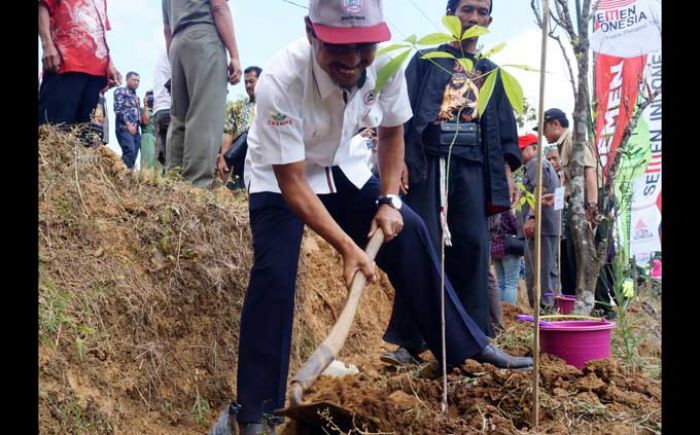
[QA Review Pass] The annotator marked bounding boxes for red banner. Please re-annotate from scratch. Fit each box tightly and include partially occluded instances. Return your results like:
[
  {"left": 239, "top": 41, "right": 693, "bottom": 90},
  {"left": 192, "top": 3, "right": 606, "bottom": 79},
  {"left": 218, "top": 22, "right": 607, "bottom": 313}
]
[{"left": 594, "top": 53, "right": 647, "bottom": 179}]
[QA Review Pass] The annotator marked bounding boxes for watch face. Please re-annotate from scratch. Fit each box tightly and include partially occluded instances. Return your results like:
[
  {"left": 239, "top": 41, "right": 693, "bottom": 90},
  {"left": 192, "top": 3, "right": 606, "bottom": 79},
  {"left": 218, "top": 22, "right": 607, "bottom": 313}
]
[{"left": 390, "top": 196, "right": 402, "bottom": 210}]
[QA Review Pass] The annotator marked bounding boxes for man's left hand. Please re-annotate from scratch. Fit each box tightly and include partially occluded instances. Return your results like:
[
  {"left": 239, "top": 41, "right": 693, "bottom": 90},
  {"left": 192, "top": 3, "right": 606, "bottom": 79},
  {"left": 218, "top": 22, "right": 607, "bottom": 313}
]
[
  {"left": 399, "top": 162, "right": 409, "bottom": 195},
  {"left": 369, "top": 205, "right": 403, "bottom": 243},
  {"left": 108, "top": 61, "right": 122, "bottom": 88},
  {"left": 216, "top": 154, "right": 230, "bottom": 180}
]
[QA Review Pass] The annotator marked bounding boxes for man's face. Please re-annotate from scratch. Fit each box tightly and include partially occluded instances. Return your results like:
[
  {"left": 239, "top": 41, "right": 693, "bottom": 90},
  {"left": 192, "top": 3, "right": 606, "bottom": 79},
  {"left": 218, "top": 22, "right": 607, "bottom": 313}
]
[
  {"left": 521, "top": 144, "right": 536, "bottom": 164},
  {"left": 244, "top": 72, "right": 259, "bottom": 100},
  {"left": 452, "top": 0, "right": 492, "bottom": 35},
  {"left": 542, "top": 120, "right": 562, "bottom": 144},
  {"left": 547, "top": 150, "right": 561, "bottom": 171},
  {"left": 306, "top": 18, "right": 377, "bottom": 89},
  {"left": 127, "top": 74, "right": 140, "bottom": 91}
]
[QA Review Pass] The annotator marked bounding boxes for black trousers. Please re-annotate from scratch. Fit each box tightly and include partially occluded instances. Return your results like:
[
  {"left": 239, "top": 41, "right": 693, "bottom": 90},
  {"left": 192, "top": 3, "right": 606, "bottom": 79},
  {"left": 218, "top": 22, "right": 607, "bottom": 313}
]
[
  {"left": 236, "top": 168, "right": 489, "bottom": 423},
  {"left": 154, "top": 109, "right": 171, "bottom": 166},
  {"left": 384, "top": 157, "right": 492, "bottom": 354},
  {"left": 38, "top": 72, "right": 105, "bottom": 126},
  {"left": 525, "top": 235, "right": 558, "bottom": 307},
  {"left": 560, "top": 207, "right": 577, "bottom": 296}
]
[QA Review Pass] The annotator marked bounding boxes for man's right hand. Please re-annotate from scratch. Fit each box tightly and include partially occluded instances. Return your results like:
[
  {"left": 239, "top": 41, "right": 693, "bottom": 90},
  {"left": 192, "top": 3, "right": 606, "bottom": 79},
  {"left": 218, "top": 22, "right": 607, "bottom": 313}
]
[
  {"left": 228, "top": 57, "right": 242, "bottom": 85},
  {"left": 42, "top": 42, "right": 61, "bottom": 73},
  {"left": 341, "top": 242, "right": 377, "bottom": 288},
  {"left": 524, "top": 218, "right": 535, "bottom": 238},
  {"left": 541, "top": 193, "right": 555, "bottom": 207}
]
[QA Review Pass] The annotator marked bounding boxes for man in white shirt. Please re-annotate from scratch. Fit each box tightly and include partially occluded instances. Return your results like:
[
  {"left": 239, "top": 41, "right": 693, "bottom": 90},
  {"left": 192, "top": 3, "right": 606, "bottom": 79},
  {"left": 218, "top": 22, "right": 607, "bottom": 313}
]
[
  {"left": 216, "top": 2, "right": 532, "bottom": 434},
  {"left": 152, "top": 47, "right": 171, "bottom": 166}
]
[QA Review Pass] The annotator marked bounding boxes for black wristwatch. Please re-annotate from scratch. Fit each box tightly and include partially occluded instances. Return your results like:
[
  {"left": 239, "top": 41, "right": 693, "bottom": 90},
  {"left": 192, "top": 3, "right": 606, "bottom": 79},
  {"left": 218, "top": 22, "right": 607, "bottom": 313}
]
[{"left": 376, "top": 194, "right": 403, "bottom": 210}]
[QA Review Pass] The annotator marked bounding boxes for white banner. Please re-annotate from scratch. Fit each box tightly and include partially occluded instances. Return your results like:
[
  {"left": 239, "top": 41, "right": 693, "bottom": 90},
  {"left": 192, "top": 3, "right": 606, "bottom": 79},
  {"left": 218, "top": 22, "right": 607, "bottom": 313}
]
[
  {"left": 630, "top": 51, "right": 661, "bottom": 258},
  {"left": 590, "top": 0, "right": 661, "bottom": 58}
]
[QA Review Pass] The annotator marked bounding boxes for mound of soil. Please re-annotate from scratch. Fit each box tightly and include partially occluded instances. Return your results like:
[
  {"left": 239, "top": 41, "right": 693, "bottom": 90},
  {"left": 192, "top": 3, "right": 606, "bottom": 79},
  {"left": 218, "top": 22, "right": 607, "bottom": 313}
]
[{"left": 38, "top": 127, "right": 394, "bottom": 433}]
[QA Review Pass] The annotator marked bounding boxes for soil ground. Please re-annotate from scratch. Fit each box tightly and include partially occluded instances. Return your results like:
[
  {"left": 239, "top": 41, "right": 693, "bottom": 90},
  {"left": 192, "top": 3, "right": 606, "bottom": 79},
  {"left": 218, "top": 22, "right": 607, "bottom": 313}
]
[{"left": 39, "top": 128, "right": 661, "bottom": 434}]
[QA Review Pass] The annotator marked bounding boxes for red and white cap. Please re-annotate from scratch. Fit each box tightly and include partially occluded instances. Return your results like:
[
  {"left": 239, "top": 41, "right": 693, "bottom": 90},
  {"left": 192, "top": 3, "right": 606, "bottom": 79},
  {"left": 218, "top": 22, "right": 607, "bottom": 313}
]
[{"left": 309, "top": 0, "right": 391, "bottom": 44}]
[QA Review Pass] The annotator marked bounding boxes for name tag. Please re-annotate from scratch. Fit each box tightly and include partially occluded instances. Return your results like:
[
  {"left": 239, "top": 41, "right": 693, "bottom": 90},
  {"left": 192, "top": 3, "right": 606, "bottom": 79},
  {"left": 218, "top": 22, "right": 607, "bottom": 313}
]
[{"left": 554, "top": 187, "right": 565, "bottom": 211}]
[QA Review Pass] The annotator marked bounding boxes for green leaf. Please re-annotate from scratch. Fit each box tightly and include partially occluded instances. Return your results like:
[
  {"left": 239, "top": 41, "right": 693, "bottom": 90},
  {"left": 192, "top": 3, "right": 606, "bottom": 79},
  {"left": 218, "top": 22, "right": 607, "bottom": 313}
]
[
  {"left": 420, "top": 51, "right": 457, "bottom": 60},
  {"left": 417, "top": 32, "right": 456, "bottom": 46},
  {"left": 375, "top": 49, "right": 412, "bottom": 93},
  {"left": 404, "top": 34, "right": 418, "bottom": 45},
  {"left": 501, "top": 69, "right": 524, "bottom": 114},
  {"left": 503, "top": 64, "right": 541, "bottom": 73},
  {"left": 461, "top": 25, "right": 489, "bottom": 40},
  {"left": 477, "top": 70, "right": 498, "bottom": 116},
  {"left": 442, "top": 15, "right": 463, "bottom": 39},
  {"left": 458, "top": 58, "right": 474, "bottom": 72},
  {"left": 481, "top": 42, "right": 506, "bottom": 58},
  {"left": 376, "top": 43, "right": 410, "bottom": 58}
]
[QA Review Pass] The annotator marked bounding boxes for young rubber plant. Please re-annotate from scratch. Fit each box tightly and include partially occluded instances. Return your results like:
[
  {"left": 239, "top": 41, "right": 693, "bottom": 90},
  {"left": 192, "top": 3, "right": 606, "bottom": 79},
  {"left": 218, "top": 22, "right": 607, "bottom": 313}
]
[{"left": 374, "top": 15, "right": 539, "bottom": 117}]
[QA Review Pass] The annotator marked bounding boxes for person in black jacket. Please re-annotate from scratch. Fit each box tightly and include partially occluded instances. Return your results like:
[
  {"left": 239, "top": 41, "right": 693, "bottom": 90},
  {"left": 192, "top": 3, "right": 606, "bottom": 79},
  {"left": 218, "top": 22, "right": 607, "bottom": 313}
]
[{"left": 382, "top": 0, "right": 521, "bottom": 365}]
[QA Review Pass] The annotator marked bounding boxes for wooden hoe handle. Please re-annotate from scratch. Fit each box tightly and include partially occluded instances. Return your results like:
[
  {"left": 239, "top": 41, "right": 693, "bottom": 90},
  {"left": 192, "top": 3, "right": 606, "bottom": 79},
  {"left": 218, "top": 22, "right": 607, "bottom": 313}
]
[{"left": 289, "top": 229, "right": 385, "bottom": 406}]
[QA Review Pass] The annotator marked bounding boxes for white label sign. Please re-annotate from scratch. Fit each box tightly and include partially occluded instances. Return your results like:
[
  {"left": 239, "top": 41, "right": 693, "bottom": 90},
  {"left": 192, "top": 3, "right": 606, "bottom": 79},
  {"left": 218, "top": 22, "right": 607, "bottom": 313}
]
[{"left": 553, "top": 187, "right": 565, "bottom": 211}]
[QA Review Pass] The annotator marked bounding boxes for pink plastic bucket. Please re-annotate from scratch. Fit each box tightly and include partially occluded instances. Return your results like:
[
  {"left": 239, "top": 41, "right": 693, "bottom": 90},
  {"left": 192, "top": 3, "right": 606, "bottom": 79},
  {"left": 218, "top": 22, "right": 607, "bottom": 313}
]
[
  {"left": 540, "top": 320, "right": 616, "bottom": 369},
  {"left": 555, "top": 295, "right": 576, "bottom": 314}
]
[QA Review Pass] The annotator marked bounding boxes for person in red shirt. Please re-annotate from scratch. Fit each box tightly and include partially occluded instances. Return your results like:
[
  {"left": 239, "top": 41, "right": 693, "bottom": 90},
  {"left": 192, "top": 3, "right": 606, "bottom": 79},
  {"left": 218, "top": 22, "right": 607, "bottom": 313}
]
[{"left": 38, "top": 0, "right": 121, "bottom": 126}]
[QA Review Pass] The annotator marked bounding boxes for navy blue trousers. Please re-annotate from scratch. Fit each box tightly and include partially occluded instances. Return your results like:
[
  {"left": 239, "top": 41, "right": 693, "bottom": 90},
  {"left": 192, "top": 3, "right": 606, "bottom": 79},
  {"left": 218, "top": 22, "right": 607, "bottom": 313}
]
[
  {"left": 236, "top": 167, "right": 489, "bottom": 423},
  {"left": 116, "top": 126, "right": 141, "bottom": 169},
  {"left": 384, "top": 157, "right": 493, "bottom": 354},
  {"left": 38, "top": 72, "right": 106, "bottom": 126}
]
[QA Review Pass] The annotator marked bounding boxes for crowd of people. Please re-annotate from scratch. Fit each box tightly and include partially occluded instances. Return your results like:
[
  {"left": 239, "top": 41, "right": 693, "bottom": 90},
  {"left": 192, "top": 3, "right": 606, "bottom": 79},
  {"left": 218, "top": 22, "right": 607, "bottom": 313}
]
[{"left": 38, "top": 1, "right": 621, "bottom": 434}]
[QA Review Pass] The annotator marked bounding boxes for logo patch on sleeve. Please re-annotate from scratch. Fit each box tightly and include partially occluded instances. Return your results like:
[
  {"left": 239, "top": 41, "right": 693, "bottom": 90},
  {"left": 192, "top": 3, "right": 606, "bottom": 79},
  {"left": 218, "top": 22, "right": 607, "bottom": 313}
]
[
  {"left": 363, "top": 90, "right": 377, "bottom": 106},
  {"left": 268, "top": 112, "right": 293, "bottom": 127}
]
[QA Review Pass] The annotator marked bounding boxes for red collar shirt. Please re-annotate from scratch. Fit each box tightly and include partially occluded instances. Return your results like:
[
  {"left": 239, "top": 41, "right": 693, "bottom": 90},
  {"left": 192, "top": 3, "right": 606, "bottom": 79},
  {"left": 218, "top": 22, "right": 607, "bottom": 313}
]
[{"left": 42, "top": 0, "right": 112, "bottom": 77}]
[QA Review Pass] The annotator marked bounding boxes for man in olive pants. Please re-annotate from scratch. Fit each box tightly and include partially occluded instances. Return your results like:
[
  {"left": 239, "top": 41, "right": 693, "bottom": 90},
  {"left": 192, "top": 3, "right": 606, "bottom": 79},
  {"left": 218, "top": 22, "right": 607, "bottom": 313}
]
[{"left": 162, "top": 0, "right": 242, "bottom": 188}]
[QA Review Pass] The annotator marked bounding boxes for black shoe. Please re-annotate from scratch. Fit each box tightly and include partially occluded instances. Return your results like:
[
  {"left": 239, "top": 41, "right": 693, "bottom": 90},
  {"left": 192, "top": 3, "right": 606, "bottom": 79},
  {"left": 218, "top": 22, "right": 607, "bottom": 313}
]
[
  {"left": 472, "top": 344, "right": 533, "bottom": 369},
  {"left": 238, "top": 423, "right": 277, "bottom": 435},
  {"left": 209, "top": 404, "right": 240, "bottom": 435},
  {"left": 380, "top": 347, "right": 423, "bottom": 366}
]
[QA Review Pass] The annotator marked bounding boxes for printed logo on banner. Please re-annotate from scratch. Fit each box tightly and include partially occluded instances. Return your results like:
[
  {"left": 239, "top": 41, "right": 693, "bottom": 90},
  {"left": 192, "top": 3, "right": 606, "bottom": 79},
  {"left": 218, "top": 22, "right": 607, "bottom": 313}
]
[
  {"left": 594, "top": 0, "right": 649, "bottom": 33},
  {"left": 633, "top": 218, "right": 653, "bottom": 241}
]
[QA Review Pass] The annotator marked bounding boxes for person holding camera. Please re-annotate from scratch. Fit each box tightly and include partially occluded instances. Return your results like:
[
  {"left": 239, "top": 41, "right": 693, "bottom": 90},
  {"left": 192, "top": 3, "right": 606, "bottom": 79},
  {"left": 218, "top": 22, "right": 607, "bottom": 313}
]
[
  {"left": 217, "top": 66, "right": 262, "bottom": 191},
  {"left": 140, "top": 90, "right": 158, "bottom": 170},
  {"left": 382, "top": 0, "right": 521, "bottom": 365}
]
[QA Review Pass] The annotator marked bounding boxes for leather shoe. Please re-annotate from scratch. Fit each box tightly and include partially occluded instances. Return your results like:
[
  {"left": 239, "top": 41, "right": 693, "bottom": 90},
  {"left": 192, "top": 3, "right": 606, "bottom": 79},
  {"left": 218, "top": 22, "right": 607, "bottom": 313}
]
[
  {"left": 380, "top": 347, "right": 423, "bottom": 366},
  {"left": 472, "top": 344, "right": 533, "bottom": 369},
  {"left": 238, "top": 422, "right": 276, "bottom": 435},
  {"left": 209, "top": 404, "right": 239, "bottom": 435}
]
